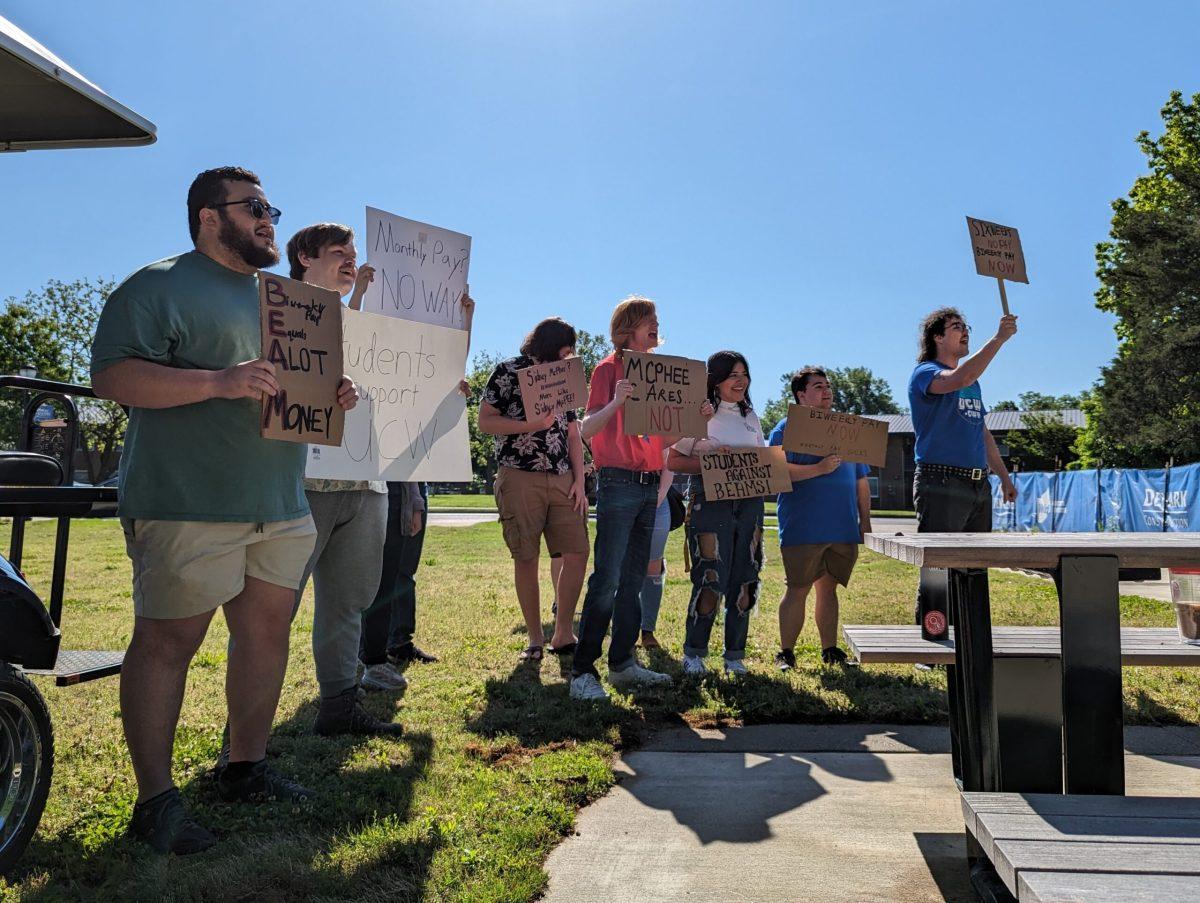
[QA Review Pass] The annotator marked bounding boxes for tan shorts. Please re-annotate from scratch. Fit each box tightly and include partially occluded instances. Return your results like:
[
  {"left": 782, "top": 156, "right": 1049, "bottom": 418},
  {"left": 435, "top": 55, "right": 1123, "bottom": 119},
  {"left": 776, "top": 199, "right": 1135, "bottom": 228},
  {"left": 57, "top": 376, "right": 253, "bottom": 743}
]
[
  {"left": 494, "top": 466, "right": 589, "bottom": 561},
  {"left": 781, "top": 542, "right": 859, "bottom": 588},
  {"left": 121, "top": 516, "right": 317, "bottom": 620}
]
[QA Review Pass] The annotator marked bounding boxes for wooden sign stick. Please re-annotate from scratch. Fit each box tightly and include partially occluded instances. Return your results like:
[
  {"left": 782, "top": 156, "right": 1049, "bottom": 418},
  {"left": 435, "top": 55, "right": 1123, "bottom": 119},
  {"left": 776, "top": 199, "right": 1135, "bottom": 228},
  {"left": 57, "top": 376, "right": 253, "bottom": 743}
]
[{"left": 996, "top": 277, "right": 1010, "bottom": 316}]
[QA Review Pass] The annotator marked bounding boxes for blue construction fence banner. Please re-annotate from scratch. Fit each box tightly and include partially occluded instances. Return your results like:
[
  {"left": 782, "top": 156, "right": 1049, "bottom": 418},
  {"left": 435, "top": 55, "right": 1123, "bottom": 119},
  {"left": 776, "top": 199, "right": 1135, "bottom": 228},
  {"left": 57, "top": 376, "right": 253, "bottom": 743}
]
[{"left": 990, "top": 462, "right": 1200, "bottom": 532}]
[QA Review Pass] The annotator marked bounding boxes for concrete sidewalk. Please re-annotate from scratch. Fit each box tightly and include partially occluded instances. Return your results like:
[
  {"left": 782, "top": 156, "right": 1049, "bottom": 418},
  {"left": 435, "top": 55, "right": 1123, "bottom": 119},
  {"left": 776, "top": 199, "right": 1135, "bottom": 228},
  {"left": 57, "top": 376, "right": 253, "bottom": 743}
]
[{"left": 543, "top": 724, "right": 1200, "bottom": 903}]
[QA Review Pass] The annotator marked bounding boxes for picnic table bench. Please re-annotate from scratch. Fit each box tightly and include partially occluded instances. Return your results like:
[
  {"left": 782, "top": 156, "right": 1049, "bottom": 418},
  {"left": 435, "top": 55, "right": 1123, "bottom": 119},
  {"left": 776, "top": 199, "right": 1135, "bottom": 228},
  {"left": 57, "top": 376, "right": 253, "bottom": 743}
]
[
  {"left": 961, "top": 793, "right": 1200, "bottom": 902},
  {"left": 863, "top": 531, "right": 1200, "bottom": 901}
]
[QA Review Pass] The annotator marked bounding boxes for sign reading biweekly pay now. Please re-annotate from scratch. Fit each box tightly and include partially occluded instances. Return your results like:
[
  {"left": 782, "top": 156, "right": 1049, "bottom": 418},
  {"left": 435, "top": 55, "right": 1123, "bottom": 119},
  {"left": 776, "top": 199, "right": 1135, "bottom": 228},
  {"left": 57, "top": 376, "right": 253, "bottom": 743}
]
[
  {"left": 259, "top": 273, "right": 344, "bottom": 446},
  {"left": 701, "top": 446, "right": 792, "bottom": 501},
  {"left": 517, "top": 357, "right": 588, "bottom": 419},
  {"left": 965, "top": 216, "right": 1028, "bottom": 283},
  {"left": 781, "top": 404, "right": 888, "bottom": 467},
  {"left": 360, "top": 206, "right": 472, "bottom": 330}
]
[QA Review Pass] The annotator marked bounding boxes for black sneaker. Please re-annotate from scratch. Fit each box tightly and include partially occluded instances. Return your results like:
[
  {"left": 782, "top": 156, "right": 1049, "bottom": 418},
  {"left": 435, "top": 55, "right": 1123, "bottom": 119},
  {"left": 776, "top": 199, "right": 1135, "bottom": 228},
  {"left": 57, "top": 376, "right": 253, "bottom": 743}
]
[
  {"left": 314, "top": 686, "right": 405, "bottom": 737},
  {"left": 822, "top": 646, "right": 855, "bottom": 666},
  {"left": 127, "top": 787, "right": 216, "bottom": 855},
  {"left": 217, "top": 759, "right": 313, "bottom": 804},
  {"left": 775, "top": 649, "right": 797, "bottom": 672},
  {"left": 389, "top": 644, "right": 439, "bottom": 665}
]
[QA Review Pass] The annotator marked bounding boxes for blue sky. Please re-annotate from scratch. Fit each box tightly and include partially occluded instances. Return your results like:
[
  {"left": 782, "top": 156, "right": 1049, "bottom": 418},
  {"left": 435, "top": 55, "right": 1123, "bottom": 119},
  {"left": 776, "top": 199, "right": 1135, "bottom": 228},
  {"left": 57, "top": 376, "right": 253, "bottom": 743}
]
[{"left": 3, "top": 1, "right": 1198, "bottom": 409}]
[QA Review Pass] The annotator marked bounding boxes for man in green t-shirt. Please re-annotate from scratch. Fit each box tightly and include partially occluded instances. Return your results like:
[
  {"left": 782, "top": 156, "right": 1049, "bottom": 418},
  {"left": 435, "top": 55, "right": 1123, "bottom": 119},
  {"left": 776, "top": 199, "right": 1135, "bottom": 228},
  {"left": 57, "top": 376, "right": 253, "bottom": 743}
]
[{"left": 90, "top": 166, "right": 359, "bottom": 855}]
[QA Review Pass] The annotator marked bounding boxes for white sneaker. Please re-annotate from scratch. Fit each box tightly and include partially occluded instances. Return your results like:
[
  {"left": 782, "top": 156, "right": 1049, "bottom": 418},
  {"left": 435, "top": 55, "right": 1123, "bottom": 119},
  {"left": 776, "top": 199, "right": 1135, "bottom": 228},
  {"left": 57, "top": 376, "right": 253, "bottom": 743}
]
[
  {"left": 682, "top": 655, "right": 708, "bottom": 675},
  {"left": 361, "top": 663, "right": 409, "bottom": 692},
  {"left": 569, "top": 673, "right": 609, "bottom": 701},
  {"left": 608, "top": 661, "right": 672, "bottom": 690},
  {"left": 724, "top": 658, "right": 748, "bottom": 675}
]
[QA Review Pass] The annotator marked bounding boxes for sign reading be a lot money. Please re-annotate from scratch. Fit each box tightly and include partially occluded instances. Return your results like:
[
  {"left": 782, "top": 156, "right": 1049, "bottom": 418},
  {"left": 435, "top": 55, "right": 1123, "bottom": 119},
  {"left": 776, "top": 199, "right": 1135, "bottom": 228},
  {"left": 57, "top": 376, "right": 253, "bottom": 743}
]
[
  {"left": 516, "top": 357, "right": 588, "bottom": 418},
  {"left": 258, "top": 273, "right": 344, "bottom": 446},
  {"left": 781, "top": 404, "right": 888, "bottom": 467},
  {"left": 701, "top": 446, "right": 792, "bottom": 501}
]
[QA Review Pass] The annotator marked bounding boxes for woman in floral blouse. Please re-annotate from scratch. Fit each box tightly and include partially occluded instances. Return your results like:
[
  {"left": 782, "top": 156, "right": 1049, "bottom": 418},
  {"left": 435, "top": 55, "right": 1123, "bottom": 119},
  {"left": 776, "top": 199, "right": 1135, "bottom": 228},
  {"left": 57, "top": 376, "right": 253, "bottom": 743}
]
[{"left": 480, "top": 318, "right": 589, "bottom": 661}]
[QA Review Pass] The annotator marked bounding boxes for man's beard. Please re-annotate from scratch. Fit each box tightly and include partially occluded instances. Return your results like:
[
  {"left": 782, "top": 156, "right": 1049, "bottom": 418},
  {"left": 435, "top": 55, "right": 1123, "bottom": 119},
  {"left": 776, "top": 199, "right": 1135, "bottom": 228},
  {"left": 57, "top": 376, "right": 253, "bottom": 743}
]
[{"left": 217, "top": 211, "right": 279, "bottom": 269}]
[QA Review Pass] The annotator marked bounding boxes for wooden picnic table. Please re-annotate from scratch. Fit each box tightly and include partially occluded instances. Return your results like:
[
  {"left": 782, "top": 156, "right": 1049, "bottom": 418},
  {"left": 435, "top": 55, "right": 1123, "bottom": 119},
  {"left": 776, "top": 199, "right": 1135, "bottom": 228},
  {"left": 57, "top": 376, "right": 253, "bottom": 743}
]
[{"left": 866, "top": 531, "right": 1200, "bottom": 799}]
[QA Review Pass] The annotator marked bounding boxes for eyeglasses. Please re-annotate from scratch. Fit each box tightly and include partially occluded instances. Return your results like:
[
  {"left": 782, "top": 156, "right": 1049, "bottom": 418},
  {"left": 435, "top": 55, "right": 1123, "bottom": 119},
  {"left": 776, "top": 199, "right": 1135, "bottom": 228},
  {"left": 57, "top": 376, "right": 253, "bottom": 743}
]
[
  {"left": 946, "top": 322, "right": 971, "bottom": 334},
  {"left": 208, "top": 197, "right": 281, "bottom": 224}
]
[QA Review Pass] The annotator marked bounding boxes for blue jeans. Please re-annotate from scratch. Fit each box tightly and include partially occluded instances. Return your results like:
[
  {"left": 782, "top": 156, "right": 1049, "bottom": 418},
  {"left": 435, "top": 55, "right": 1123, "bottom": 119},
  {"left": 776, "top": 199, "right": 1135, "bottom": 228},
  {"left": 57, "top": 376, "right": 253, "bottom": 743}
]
[
  {"left": 572, "top": 470, "right": 660, "bottom": 678},
  {"left": 640, "top": 498, "right": 672, "bottom": 632},
  {"left": 682, "top": 486, "right": 764, "bottom": 660}
]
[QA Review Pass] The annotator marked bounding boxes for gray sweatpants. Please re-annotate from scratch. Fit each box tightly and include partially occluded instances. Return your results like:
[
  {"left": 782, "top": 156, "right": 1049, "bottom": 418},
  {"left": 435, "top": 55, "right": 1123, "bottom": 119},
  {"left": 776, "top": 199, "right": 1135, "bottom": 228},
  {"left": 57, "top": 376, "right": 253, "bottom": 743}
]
[{"left": 296, "top": 489, "right": 388, "bottom": 697}]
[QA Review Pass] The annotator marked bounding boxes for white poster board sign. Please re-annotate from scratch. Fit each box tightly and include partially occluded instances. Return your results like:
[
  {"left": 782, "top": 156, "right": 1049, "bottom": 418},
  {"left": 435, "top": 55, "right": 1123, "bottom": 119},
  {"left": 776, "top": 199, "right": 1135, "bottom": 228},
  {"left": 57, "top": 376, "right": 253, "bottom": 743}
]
[
  {"left": 306, "top": 308, "right": 472, "bottom": 482},
  {"left": 360, "top": 206, "right": 472, "bottom": 330}
]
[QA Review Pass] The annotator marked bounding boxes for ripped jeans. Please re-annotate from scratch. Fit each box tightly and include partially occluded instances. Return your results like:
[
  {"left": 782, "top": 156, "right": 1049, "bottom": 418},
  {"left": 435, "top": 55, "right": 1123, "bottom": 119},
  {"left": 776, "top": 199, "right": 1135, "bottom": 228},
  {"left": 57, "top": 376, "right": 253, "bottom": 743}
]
[{"left": 682, "top": 487, "right": 764, "bottom": 660}]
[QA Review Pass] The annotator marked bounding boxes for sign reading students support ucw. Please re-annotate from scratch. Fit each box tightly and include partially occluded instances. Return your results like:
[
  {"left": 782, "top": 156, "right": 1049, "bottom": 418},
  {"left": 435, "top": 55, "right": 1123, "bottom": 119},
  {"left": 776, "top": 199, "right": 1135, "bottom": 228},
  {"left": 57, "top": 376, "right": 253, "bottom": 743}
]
[{"left": 991, "top": 462, "right": 1200, "bottom": 532}]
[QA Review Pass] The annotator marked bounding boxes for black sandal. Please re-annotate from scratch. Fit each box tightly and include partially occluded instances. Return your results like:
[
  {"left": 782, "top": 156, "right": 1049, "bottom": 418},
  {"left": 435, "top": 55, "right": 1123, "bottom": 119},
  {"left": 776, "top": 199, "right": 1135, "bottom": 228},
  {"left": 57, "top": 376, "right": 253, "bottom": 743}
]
[
  {"left": 548, "top": 642, "right": 576, "bottom": 656},
  {"left": 519, "top": 645, "right": 544, "bottom": 662}
]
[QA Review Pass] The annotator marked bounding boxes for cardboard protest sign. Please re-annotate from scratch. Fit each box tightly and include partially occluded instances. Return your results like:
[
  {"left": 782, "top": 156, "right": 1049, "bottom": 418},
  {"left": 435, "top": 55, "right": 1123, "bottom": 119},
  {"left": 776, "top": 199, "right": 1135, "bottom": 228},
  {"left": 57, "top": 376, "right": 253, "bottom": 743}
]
[
  {"left": 622, "top": 350, "right": 708, "bottom": 439},
  {"left": 259, "top": 273, "right": 344, "bottom": 446},
  {"left": 305, "top": 308, "right": 472, "bottom": 481},
  {"left": 965, "top": 216, "right": 1027, "bottom": 283},
  {"left": 781, "top": 404, "right": 888, "bottom": 467},
  {"left": 701, "top": 446, "right": 792, "bottom": 501},
  {"left": 517, "top": 356, "right": 588, "bottom": 419},
  {"left": 360, "top": 206, "right": 471, "bottom": 330}
]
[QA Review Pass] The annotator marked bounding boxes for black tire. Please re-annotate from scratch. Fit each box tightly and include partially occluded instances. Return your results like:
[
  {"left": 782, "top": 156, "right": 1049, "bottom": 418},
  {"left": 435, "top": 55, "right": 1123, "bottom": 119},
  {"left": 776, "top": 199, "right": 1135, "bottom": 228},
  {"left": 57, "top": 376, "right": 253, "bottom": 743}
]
[{"left": 0, "top": 663, "right": 54, "bottom": 877}]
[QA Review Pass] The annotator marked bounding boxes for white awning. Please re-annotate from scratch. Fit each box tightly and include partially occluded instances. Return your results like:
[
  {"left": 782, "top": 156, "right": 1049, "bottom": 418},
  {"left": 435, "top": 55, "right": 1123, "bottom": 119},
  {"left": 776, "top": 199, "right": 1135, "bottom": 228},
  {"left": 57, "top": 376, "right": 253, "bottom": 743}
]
[{"left": 0, "top": 13, "right": 156, "bottom": 151}]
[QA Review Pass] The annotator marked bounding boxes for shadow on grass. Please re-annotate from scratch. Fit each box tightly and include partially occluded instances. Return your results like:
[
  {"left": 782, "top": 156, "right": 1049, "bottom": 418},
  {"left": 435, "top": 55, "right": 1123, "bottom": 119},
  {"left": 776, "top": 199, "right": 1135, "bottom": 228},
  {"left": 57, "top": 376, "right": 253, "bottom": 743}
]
[{"left": 18, "top": 696, "right": 440, "bottom": 902}]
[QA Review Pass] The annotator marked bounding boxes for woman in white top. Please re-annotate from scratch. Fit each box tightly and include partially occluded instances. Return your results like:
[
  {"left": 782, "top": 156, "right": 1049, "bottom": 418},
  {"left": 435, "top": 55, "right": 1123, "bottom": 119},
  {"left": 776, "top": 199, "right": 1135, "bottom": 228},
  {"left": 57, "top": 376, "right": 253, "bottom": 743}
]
[{"left": 666, "top": 351, "right": 765, "bottom": 674}]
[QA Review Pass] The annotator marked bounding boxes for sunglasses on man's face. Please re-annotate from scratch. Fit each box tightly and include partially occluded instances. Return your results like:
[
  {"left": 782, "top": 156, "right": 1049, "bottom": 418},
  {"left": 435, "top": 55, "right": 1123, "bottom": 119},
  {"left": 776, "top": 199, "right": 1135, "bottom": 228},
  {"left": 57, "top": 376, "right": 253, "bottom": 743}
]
[{"left": 209, "top": 197, "right": 281, "bottom": 225}]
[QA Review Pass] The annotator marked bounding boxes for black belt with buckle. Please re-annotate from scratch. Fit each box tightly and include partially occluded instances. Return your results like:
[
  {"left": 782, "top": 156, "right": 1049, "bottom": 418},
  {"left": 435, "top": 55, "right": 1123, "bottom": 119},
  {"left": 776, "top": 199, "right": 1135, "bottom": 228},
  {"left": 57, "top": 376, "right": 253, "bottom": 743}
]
[
  {"left": 598, "top": 466, "right": 660, "bottom": 485},
  {"left": 917, "top": 462, "right": 988, "bottom": 482}
]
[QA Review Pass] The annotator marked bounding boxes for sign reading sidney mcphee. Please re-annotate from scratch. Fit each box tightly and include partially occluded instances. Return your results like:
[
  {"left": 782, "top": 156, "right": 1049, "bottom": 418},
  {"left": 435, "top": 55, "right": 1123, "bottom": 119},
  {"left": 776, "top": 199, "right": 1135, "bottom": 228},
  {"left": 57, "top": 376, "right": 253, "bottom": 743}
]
[{"left": 780, "top": 404, "right": 888, "bottom": 467}]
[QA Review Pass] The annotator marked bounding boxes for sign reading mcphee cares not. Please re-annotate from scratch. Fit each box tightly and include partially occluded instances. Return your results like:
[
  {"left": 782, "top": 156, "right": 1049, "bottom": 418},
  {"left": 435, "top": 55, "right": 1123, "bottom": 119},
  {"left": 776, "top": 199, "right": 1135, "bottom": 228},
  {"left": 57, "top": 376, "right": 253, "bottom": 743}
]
[
  {"left": 781, "top": 404, "right": 888, "bottom": 467},
  {"left": 517, "top": 357, "right": 588, "bottom": 419},
  {"left": 259, "top": 273, "right": 344, "bottom": 446},
  {"left": 622, "top": 350, "right": 708, "bottom": 438},
  {"left": 701, "top": 446, "right": 792, "bottom": 501}
]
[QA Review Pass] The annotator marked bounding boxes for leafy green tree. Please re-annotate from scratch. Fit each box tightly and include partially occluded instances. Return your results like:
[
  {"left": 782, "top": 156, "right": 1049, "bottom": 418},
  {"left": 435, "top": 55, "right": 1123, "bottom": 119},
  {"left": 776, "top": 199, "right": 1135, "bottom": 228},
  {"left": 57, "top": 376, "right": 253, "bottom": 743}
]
[
  {"left": 2, "top": 278, "right": 127, "bottom": 482},
  {"left": 993, "top": 391, "right": 1082, "bottom": 412},
  {"left": 1078, "top": 91, "right": 1200, "bottom": 467},
  {"left": 1006, "top": 412, "right": 1083, "bottom": 471},
  {"left": 0, "top": 303, "right": 69, "bottom": 447}
]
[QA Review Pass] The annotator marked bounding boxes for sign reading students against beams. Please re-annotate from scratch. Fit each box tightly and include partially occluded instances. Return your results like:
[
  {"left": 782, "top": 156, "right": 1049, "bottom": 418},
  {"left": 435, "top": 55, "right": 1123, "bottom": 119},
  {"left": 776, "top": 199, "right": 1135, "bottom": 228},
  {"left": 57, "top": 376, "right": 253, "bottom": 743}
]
[
  {"left": 360, "top": 207, "right": 471, "bottom": 329},
  {"left": 259, "top": 273, "right": 344, "bottom": 446},
  {"left": 622, "top": 350, "right": 709, "bottom": 439},
  {"left": 517, "top": 357, "right": 588, "bottom": 419},
  {"left": 701, "top": 446, "right": 792, "bottom": 501},
  {"left": 305, "top": 308, "right": 472, "bottom": 482},
  {"left": 965, "top": 216, "right": 1028, "bottom": 315},
  {"left": 781, "top": 404, "right": 888, "bottom": 467}
]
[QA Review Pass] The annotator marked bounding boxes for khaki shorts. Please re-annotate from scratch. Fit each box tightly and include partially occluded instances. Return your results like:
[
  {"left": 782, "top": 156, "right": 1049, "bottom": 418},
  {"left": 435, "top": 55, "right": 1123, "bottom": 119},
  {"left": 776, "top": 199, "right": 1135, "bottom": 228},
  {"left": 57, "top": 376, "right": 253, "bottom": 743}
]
[
  {"left": 121, "top": 515, "right": 317, "bottom": 619},
  {"left": 781, "top": 542, "right": 859, "bottom": 588},
  {"left": 494, "top": 466, "right": 589, "bottom": 561}
]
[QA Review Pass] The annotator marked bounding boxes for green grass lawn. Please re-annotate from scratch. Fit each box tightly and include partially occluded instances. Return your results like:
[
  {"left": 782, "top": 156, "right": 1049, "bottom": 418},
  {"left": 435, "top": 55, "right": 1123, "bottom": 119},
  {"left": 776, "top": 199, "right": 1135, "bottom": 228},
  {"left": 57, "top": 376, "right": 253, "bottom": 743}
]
[
  {"left": 427, "top": 493, "right": 915, "bottom": 520},
  {"left": 3, "top": 519, "right": 1195, "bottom": 901}
]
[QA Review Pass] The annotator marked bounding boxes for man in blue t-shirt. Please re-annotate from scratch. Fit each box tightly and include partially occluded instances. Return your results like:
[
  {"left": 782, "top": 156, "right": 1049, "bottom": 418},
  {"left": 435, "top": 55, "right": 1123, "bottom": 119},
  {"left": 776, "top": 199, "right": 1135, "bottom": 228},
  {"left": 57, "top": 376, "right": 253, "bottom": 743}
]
[
  {"left": 907, "top": 307, "right": 1017, "bottom": 631},
  {"left": 768, "top": 366, "right": 873, "bottom": 669}
]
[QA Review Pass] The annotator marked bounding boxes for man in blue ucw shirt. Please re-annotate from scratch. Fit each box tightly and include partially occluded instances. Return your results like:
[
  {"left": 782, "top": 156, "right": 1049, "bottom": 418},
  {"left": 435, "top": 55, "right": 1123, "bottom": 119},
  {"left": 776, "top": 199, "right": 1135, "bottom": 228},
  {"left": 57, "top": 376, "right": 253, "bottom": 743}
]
[{"left": 908, "top": 308, "right": 1018, "bottom": 631}]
